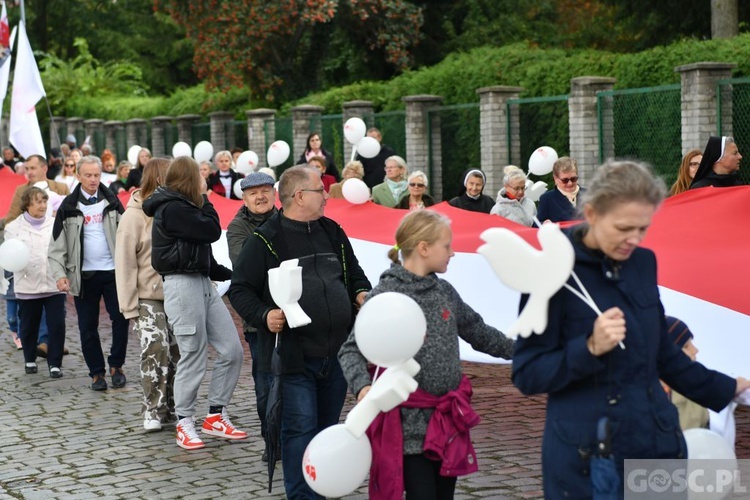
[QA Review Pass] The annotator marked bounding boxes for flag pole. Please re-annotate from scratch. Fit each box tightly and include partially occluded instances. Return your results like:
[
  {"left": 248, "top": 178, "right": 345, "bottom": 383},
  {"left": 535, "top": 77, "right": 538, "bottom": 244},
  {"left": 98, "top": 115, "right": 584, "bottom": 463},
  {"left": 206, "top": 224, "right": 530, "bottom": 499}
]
[{"left": 19, "top": 0, "right": 24, "bottom": 25}]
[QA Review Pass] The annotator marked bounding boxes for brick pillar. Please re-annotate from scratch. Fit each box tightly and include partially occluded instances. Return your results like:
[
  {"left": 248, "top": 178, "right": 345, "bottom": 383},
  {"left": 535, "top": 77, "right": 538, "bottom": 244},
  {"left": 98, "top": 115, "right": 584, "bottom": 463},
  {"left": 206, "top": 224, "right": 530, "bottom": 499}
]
[
  {"left": 342, "top": 100, "right": 374, "bottom": 163},
  {"left": 476, "top": 86, "right": 525, "bottom": 196},
  {"left": 246, "top": 108, "right": 276, "bottom": 169},
  {"left": 176, "top": 114, "right": 201, "bottom": 146},
  {"left": 292, "top": 105, "right": 324, "bottom": 164},
  {"left": 50, "top": 117, "right": 66, "bottom": 148},
  {"left": 403, "top": 95, "right": 444, "bottom": 194},
  {"left": 569, "top": 77, "right": 616, "bottom": 183},
  {"left": 83, "top": 119, "right": 104, "bottom": 154},
  {"left": 209, "top": 111, "right": 234, "bottom": 152},
  {"left": 104, "top": 121, "right": 123, "bottom": 153},
  {"left": 676, "top": 62, "right": 736, "bottom": 154},
  {"left": 150, "top": 116, "right": 174, "bottom": 157},
  {"left": 66, "top": 117, "right": 84, "bottom": 146},
  {"left": 125, "top": 118, "right": 148, "bottom": 148}
]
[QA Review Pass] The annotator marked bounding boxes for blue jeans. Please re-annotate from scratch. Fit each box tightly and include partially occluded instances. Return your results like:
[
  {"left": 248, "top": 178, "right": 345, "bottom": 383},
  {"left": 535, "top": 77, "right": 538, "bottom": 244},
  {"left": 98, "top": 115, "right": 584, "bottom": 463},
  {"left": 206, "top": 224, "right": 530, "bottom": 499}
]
[
  {"left": 245, "top": 331, "right": 272, "bottom": 438},
  {"left": 280, "top": 356, "right": 348, "bottom": 500},
  {"left": 73, "top": 271, "right": 129, "bottom": 378}
]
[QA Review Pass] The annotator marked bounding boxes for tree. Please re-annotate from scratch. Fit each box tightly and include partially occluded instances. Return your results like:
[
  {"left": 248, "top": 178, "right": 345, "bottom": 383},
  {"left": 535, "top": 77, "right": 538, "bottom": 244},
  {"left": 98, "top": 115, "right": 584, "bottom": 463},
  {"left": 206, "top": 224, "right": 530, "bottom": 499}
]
[
  {"left": 157, "top": 0, "right": 423, "bottom": 102},
  {"left": 712, "top": 0, "right": 739, "bottom": 38}
]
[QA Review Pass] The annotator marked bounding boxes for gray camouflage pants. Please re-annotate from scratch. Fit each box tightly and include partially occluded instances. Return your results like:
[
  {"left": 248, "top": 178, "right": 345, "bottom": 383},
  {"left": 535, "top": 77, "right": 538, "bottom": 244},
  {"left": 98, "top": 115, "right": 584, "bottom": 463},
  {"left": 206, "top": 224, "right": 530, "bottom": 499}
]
[{"left": 136, "top": 300, "right": 179, "bottom": 422}]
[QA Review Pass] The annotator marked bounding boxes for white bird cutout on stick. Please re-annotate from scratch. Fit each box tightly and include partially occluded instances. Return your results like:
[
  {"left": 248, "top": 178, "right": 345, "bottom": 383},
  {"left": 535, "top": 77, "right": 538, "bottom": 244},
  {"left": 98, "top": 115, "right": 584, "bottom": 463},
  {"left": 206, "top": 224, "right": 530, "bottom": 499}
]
[
  {"left": 268, "top": 258, "right": 312, "bottom": 328},
  {"left": 478, "top": 223, "right": 575, "bottom": 339}
]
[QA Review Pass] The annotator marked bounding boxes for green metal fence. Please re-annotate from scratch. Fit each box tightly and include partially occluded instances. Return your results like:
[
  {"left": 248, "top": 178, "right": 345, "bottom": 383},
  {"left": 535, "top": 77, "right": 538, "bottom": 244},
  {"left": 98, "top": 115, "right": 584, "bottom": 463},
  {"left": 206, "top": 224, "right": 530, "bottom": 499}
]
[
  {"left": 264, "top": 116, "right": 294, "bottom": 174},
  {"left": 597, "top": 84, "right": 681, "bottom": 186},
  {"left": 191, "top": 122, "right": 211, "bottom": 149},
  {"left": 427, "top": 103, "right": 480, "bottom": 200},
  {"left": 310, "top": 114, "right": 345, "bottom": 175},
  {"left": 508, "top": 95, "right": 569, "bottom": 186},
  {"left": 718, "top": 78, "right": 750, "bottom": 185},
  {"left": 231, "top": 120, "right": 249, "bottom": 151},
  {"left": 164, "top": 123, "right": 179, "bottom": 157},
  {"left": 371, "top": 111, "right": 406, "bottom": 162}
]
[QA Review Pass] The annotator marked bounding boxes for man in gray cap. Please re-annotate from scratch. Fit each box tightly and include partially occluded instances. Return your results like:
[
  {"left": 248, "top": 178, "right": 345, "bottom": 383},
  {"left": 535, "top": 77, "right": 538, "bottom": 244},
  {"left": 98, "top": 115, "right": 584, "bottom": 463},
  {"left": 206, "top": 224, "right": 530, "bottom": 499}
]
[{"left": 225, "top": 171, "right": 277, "bottom": 460}]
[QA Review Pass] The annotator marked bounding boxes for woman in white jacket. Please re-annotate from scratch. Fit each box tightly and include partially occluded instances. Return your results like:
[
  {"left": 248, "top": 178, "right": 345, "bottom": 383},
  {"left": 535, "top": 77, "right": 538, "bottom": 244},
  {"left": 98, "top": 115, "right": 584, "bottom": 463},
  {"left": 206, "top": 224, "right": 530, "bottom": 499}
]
[
  {"left": 4, "top": 187, "right": 67, "bottom": 377},
  {"left": 490, "top": 168, "right": 537, "bottom": 226}
]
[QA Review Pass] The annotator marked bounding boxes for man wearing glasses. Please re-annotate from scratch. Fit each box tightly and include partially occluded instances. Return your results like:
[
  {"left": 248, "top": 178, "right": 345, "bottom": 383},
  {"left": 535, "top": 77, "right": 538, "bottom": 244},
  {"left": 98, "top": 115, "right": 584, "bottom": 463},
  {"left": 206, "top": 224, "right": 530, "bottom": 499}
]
[
  {"left": 229, "top": 164, "right": 371, "bottom": 500},
  {"left": 536, "top": 156, "right": 585, "bottom": 224}
]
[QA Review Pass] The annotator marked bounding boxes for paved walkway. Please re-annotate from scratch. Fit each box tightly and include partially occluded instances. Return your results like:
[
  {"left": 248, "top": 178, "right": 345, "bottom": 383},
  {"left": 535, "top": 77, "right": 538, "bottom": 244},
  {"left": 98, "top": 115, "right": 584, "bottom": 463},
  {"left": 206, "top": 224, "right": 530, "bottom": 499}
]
[{"left": 0, "top": 296, "right": 748, "bottom": 499}]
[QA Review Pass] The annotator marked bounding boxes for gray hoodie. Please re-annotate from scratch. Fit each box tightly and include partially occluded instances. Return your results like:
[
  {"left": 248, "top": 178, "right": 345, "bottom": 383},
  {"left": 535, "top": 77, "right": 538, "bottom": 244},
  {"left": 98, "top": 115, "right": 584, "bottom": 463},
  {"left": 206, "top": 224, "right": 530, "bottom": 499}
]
[{"left": 339, "top": 263, "right": 514, "bottom": 454}]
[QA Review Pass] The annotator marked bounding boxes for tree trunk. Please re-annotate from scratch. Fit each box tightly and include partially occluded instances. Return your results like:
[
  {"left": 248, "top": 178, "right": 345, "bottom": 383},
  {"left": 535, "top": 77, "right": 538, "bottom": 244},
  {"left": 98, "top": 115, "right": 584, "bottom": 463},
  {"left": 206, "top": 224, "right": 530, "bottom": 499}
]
[{"left": 711, "top": 0, "right": 739, "bottom": 39}]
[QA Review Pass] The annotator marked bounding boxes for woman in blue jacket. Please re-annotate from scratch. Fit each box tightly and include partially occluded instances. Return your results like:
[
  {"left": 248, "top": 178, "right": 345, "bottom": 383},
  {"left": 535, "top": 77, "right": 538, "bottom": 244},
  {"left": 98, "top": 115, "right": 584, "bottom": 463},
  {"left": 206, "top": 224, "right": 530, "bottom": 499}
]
[{"left": 512, "top": 160, "right": 749, "bottom": 499}]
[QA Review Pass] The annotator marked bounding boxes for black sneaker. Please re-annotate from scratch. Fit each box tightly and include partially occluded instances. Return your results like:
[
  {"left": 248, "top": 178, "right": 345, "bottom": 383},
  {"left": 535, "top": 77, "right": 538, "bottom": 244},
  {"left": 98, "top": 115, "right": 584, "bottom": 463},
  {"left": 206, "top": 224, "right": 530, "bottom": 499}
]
[
  {"left": 91, "top": 374, "right": 108, "bottom": 391},
  {"left": 25, "top": 362, "right": 37, "bottom": 374},
  {"left": 49, "top": 367, "right": 63, "bottom": 379},
  {"left": 110, "top": 367, "right": 126, "bottom": 388}
]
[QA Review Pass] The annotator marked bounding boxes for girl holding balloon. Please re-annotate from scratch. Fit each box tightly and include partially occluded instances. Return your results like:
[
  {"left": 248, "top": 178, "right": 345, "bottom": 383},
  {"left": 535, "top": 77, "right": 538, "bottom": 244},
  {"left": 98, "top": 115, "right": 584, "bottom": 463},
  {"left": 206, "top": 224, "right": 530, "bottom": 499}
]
[{"left": 338, "top": 210, "right": 514, "bottom": 500}]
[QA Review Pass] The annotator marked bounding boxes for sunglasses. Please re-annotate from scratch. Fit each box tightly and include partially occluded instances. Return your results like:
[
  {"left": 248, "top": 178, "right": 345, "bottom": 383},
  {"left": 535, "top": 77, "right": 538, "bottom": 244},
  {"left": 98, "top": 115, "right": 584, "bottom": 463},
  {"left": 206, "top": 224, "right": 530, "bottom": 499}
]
[
  {"left": 65, "top": 163, "right": 75, "bottom": 167},
  {"left": 557, "top": 176, "right": 578, "bottom": 184},
  {"left": 409, "top": 183, "right": 425, "bottom": 188}
]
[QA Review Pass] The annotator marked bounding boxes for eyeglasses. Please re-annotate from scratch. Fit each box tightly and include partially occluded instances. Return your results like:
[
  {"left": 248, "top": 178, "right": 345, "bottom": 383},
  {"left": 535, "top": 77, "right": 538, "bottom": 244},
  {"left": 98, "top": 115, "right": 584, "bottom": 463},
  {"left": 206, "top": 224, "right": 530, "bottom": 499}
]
[
  {"left": 557, "top": 176, "right": 578, "bottom": 184},
  {"left": 507, "top": 185, "right": 526, "bottom": 191},
  {"left": 408, "top": 183, "right": 425, "bottom": 188},
  {"left": 689, "top": 161, "right": 701, "bottom": 167},
  {"left": 299, "top": 188, "right": 325, "bottom": 194}
]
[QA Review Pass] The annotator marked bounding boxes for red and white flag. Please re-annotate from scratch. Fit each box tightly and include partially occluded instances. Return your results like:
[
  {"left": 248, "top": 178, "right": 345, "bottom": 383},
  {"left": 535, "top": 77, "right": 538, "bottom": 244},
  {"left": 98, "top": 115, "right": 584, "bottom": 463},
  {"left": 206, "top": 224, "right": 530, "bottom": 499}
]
[
  {"left": 0, "top": 1, "right": 12, "bottom": 124},
  {"left": 9, "top": 21, "right": 46, "bottom": 159}
]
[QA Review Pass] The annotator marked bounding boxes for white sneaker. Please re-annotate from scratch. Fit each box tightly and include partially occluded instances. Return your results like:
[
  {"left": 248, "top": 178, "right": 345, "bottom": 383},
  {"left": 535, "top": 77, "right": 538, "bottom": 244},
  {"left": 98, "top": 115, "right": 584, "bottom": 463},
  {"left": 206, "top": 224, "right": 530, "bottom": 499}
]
[
  {"left": 143, "top": 418, "right": 162, "bottom": 432},
  {"left": 176, "top": 417, "right": 205, "bottom": 450}
]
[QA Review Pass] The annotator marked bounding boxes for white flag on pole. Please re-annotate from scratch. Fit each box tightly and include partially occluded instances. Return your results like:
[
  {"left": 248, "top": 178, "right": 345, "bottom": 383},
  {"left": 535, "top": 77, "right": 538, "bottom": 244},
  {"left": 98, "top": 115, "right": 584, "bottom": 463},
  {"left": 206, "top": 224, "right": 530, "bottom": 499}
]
[
  {"left": 0, "top": 1, "right": 12, "bottom": 128},
  {"left": 9, "top": 21, "right": 46, "bottom": 159}
]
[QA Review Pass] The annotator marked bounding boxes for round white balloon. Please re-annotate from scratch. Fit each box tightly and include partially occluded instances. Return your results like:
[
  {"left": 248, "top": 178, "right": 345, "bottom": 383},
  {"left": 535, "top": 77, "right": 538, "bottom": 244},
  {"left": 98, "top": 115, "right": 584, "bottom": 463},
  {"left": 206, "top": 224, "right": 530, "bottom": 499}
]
[
  {"left": 341, "top": 179, "right": 370, "bottom": 204},
  {"left": 127, "top": 145, "right": 141, "bottom": 166},
  {"left": 354, "top": 292, "right": 426, "bottom": 367},
  {"left": 172, "top": 141, "right": 192, "bottom": 158},
  {"left": 344, "top": 117, "right": 367, "bottom": 145},
  {"left": 528, "top": 146, "right": 558, "bottom": 176},
  {"left": 0, "top": 239, "right": 30, "bottom": 272},
  {"left": 684, "top": 428, "right": 737, "bottom": 500},
  {"left": 235, "top": 150, "right": 259, "bottom": 174},
  {"left": 356, "top": 136, "right": 381, "bottom": 159},
  {"left": 267, "top": 140, "right": 290, "bottom": 168},
  {"left": 233, "top": 179, "right": 244, "bottom": 199},
  {"left": 302, "top": 424, "right": 372, "bottom": 498},
  {"left": 193, "top": 141, "right": 214, "bottom": 163}
]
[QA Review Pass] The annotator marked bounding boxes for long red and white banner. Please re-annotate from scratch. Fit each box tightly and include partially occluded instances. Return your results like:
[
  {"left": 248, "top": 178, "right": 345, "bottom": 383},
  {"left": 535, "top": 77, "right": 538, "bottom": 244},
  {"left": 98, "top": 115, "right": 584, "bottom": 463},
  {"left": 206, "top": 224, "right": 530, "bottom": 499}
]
[{"left": 2, "top": 169, "right": 747, "bottom": 376}]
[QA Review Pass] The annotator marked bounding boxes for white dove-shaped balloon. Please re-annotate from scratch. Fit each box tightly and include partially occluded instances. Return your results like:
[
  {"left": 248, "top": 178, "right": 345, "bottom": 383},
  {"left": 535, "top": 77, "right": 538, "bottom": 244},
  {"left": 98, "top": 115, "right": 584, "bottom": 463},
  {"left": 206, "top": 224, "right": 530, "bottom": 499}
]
[
  {"left": 268, "top": 258, "right": 312, "bottom": 328},
  {"left": 344, "top": 358, "right": 421, "bottom": 438},
  {"left": 524, "top": 179, "right": 548, "bottom": 203},
  {"left": 478, "top": 223, "right": 575, "bottom": 338}
]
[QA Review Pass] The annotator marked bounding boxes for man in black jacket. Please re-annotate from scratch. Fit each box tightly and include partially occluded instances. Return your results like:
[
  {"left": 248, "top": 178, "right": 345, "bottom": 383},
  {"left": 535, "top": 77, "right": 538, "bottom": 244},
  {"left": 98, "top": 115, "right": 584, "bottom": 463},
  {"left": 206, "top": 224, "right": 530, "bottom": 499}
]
[
  {"left": 228, "top": 165, "right": 371, "bottom": 500},
  {"left": 225, "top": 171, "right": 278, "bottom": 460}
]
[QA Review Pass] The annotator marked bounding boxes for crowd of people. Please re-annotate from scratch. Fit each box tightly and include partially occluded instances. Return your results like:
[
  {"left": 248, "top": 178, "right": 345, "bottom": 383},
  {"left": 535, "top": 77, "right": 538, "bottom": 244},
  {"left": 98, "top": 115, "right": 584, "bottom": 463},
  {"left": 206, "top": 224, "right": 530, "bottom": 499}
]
[{"left": 0, "top": 132, "right": 747, "bottom": 499}]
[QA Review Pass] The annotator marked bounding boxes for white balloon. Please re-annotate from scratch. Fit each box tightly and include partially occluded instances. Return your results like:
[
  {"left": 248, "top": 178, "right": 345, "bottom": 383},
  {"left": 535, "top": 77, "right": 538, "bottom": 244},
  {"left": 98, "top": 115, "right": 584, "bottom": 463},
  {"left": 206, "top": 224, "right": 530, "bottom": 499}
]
[
  {"left": 477, "top": 223, "right": 574, "bottom": 339},
  {"left": 528, "top": 146, "right": 558, "bottom": 176},
  {"left": 0, "top": 239, "right": 30, "bottom": 272},
  {"left": 127, "top": 145, "right": 141, "bottom": 166},
  {"left": 233, "top": 179, "right": 243, "bottom": 199},
  {"left": 172, "top": 141, "right": 192, "bottom": 158},
  {"left": 354, "top": 292, "right": 426, "bottom": 367},
  {"left": 684, "top": 428, "right": 737, "bottom": 500},
  {"left": 344, "top": 117, "right": 367, "bottom": 145},
  {"left": 341, "top": 178, "right": 370, "bottom": 205},
  {"left": 235, "top": 150, "right": 260, "bottom": 174},
  {"left": 526, "top": 181, "right": 549, "bottom": 203},
  {"left": 302, "top": 424, "right": 371, "bottom": 498},
  {"left": 267, "top": 140, "right": 290, "bottom": 168},
  {"left": 356, "top": 136, "right": 381, "bottom": 159},
  {"left": 193, "top": 141, "right": 214, "bottom": 163}
]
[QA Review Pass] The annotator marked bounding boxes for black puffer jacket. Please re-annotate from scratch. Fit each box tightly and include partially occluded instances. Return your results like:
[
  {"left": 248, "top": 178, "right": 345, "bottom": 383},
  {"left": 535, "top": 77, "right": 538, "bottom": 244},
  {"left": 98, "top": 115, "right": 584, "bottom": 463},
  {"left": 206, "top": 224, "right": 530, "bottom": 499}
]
[{"left": 142, "top": 187, "right": 231, "bottom": 280}]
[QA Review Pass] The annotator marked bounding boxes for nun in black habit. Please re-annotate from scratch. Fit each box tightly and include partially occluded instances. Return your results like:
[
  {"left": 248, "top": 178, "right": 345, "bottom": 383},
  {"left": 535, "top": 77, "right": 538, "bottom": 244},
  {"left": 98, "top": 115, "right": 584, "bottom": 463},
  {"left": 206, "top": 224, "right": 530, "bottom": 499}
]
[{"left": 690, "top": 136, "right": 743, "bottom": 189}]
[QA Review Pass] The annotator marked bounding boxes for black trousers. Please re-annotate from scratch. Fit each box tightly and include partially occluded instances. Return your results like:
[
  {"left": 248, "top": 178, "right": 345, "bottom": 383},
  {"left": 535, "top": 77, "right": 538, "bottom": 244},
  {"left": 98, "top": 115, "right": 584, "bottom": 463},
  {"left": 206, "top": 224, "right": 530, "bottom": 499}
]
[
  {"left": 404, "top": 454, "right": 457, "bottom": 500},
  {"left": 18, "top": 294, "right": 66, "bottom": 368}
]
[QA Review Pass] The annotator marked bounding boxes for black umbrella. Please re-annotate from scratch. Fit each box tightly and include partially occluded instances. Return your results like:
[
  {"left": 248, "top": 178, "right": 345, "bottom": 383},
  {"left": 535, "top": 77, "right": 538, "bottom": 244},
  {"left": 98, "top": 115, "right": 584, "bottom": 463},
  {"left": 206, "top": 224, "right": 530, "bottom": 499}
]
[{"left": 265, "top": 338, "right": 283, "bottom": 493}]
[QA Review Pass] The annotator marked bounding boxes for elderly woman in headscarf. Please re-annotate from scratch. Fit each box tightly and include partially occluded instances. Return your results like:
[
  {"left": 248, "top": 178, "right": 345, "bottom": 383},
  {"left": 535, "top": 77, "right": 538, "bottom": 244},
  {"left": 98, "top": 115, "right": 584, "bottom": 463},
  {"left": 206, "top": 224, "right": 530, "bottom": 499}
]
[
  {"left": 448, "top": 169, "right": 494, "bottom": 213},
  {"left": 690, "top": 136, "right": 743, "bottom": 189},
  {"left": 490, "top": 168, "right": 537, "bottom": 226}
]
